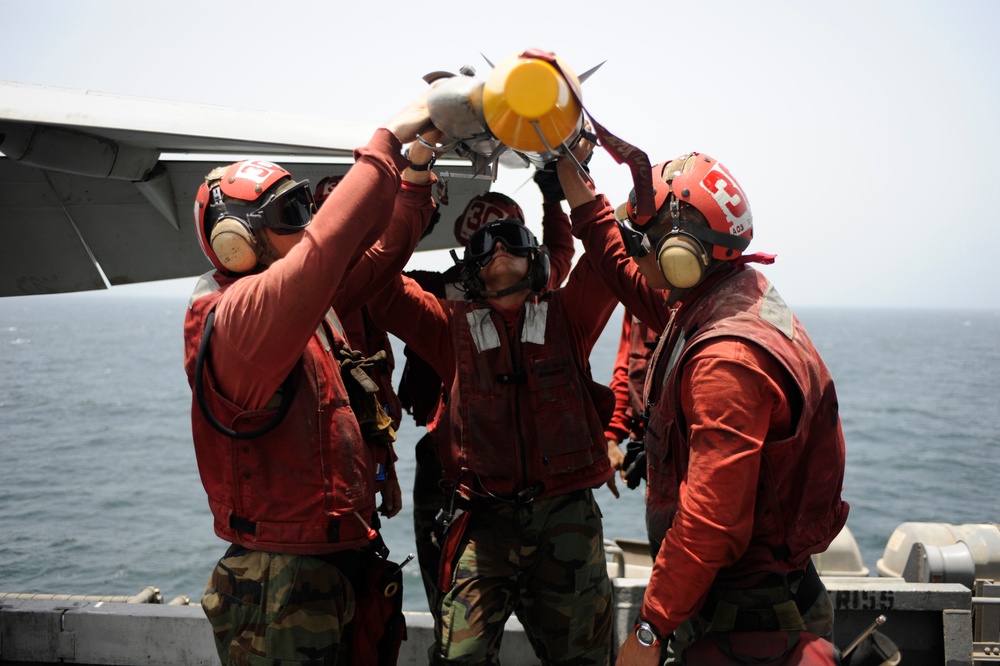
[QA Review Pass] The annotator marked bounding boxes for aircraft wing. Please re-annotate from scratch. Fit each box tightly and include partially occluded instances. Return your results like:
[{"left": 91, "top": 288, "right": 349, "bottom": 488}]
[{"left": 0, "top": 80, "right": 490, "bottom": 297}]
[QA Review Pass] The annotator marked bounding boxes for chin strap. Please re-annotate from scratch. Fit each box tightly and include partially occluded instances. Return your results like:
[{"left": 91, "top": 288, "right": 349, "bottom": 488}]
[{"left": 480, "top": 278, "right": 532, "bottom": 299}]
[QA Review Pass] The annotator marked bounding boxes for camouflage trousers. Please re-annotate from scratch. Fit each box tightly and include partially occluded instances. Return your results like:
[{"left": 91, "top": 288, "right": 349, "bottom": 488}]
[
  {"left": 201, "top": 544, "right": 358, "bottom": 665},
  {"left": 434, "top": 488, "right": 613, "bottom": 665}
]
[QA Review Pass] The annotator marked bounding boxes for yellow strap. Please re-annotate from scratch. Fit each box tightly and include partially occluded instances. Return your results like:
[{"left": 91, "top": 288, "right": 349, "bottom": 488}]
[
  {"left": 709, "top": 600, "right": 739, "bottom": 632},
  {"left": 773, "top": 599, "right": 806, "bottom": 632}
]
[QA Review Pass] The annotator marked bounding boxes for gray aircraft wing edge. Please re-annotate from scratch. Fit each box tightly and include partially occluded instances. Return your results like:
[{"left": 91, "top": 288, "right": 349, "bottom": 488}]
[{"left": 0, "top": 80, "right": 490, "bottom": 297}]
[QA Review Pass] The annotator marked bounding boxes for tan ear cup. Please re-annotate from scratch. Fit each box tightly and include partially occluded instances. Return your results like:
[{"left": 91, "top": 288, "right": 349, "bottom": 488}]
[
  {"left": 657, "top": 234, "right": 710, "bottom": 289},
  {"left": 210, "top": 219, "right": 259, "bottom": 273}
]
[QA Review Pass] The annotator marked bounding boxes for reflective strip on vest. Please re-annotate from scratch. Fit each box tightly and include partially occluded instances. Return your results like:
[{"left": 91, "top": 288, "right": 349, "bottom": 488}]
[
  {"left": 325, "top": 309, "right": 346, "bottom": 338},
  {"left": 188, "top": 271, "right": 220, "bottom": 309},
  {"left": 663, "top": 328, "right": 686, "bottom": 388},
  {"left": 466, "top": 309, "right": 501, "bottom": 352},
  {"left": 760, "top": 283, "right": 795, "bottom": 340},
  {"left": 521, "top": 301, "right": 548, "bottom": 345}
]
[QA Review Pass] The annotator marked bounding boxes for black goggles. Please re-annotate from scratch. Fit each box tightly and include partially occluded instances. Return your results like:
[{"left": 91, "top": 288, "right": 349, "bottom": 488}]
[
  {"left": 244, "top": 181, "right": 315, "bottom": 235},
  {"left": 465, "top": 220, "right": 537, "bottom": 265},
  {"left": 615, "top": 216, "right": 654, "bottom": 258}
]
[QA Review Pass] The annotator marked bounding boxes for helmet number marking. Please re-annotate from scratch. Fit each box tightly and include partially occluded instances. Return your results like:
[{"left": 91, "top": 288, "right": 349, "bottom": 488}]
[
  {"left": 234, "top": 160, "right": 283, "bottom": 185},
  {"left": 457, "top": 201, "right": 510, "bottom": 241},
  {"left": 700, "top": 164, "right": 751, "bottom": 235}
]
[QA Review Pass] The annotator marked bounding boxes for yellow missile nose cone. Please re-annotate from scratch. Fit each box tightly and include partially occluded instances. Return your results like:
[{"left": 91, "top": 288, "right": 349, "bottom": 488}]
[
  {"left": 503, "top": 59, "right": 560, "bottom": 119},
  {"left": 482, "top": 53, "right": 583, "bottom": 154}
]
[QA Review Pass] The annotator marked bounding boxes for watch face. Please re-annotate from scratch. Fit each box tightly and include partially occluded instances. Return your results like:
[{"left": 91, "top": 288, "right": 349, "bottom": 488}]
[{"left": 636, "top": 625, "right": 658, "bottom": 647}]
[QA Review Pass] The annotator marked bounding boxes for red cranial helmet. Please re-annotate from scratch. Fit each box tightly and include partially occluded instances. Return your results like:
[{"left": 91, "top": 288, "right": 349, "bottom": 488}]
[
  {"left": 194, "top": 160, "right": 313, "bottom": 273},
  {"left": 617, "top": 153, "right": 752, "bottom": 261},
  {"left": 453, "top": 191, "right": 525, "bottom": 245}
]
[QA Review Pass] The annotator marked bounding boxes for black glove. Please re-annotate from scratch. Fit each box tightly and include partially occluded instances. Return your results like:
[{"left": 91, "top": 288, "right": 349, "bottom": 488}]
[
  {"left": 622, "top": 439, "right": 647, "bottom": 490},
  {"left": 533, "top": 162, "right": 565, "bottom": 203},
  {"left": 533, "top": 152, "right": 592, "bottom": 203}
]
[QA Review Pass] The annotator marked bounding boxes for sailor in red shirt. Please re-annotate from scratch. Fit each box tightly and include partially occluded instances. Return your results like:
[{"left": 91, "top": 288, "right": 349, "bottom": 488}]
[
  {"left": 399, "top": 185, "right": 579, "bottom": 613},
  {"left": 606, "top": 310, "right": 660, "bottom": 492},
  {"left": 557, "top": 148, "right": 848, "bottom": 665},
  {"left": 184, "top": 94, "right": 441, "bottom": 665},
  {"left": 369, "top": 206, "right": 619, "bottom": 664}
]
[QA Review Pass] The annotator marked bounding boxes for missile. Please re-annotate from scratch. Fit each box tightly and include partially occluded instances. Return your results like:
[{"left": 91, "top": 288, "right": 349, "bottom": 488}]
[
  {"left": 425, "top": 50, "right": 656, "bottom": 218},
  {"left": 425, "top": 51, "right": 587, "bottom": 175}
]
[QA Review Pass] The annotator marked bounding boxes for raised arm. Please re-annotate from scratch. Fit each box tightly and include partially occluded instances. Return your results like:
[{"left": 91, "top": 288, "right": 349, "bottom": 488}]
[
  {"left": 208, "top": 93, "right": 436, "bottom": 409},
  {"left": 556, "top": 143, "right": 671, "bottom": 333}
]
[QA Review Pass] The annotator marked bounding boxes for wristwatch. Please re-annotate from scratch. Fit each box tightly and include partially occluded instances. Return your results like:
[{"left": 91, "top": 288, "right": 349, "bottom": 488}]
[
  {"left": 404, "top": 148, "right": 436, "bottom": 172},
  {"left": 634, "top": 620, "right": 661, "bottom": 648}
]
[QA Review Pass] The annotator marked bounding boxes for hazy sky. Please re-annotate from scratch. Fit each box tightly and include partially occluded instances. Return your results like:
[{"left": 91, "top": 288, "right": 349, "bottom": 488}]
[{"left": 2, "top": 0, "right": 998, "bottom": 309}]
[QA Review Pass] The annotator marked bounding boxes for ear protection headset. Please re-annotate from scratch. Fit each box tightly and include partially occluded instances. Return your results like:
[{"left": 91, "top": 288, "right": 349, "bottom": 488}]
[
  {"left": 616, "top": 153, "right": 753, "bottom": 289},
  {"left": 655, "top": 213, "right": 712, "bottom": 289},
  {"left": 209, "top": 210, "right": 260, "bottom": 274},
  {"left": 194, "top": 160, "right": 312, "bottom": 274}
]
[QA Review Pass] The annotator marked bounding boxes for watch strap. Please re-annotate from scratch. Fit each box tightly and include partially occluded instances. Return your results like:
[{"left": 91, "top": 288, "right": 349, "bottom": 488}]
[
  {"left": 404, "top": 148, "right": 436, "bottom": 172},
  {"left": 634, "top": 614, "right": 669, "bottom": 648}
]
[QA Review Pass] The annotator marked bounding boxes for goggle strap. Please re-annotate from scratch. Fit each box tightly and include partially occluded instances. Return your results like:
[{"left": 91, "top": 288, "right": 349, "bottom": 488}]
[{"left": 480, "top": 277, "right": 533, "bottom": 299}]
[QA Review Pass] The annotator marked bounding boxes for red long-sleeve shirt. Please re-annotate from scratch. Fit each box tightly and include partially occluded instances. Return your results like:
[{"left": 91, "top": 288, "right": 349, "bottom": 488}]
[
  {"left": 606, "top": 313, "right": 635, "bottom": 443},
  {"left": 569, "top": 194, "right": 828, "bottom": 639},
  {"left": 643, "top": 342, "right": 796, "bottom": 636},
  {"left": 202, "top": 129, "right": 434, "bottom": 411},
  {"left": 540, "top": 200, "right": 575, "bottom": 289}
]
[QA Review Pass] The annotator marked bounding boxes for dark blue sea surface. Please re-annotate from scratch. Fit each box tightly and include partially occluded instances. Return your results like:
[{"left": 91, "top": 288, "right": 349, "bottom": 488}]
[{"left": 1, "top": 290, "right": 998, "bottom": 612}]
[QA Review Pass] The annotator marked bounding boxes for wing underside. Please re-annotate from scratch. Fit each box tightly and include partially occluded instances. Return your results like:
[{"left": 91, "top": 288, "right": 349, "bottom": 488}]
[{"left": 0, "top": 80, "right": 490, "bottom": 297}]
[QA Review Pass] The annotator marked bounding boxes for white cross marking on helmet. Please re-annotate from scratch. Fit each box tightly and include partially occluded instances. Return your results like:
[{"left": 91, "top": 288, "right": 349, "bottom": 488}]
[
  {"left": 701, "top": 164, "right": 751, "bottom": 234},
  {"left": 235, "top": 160, "right": 282, "bottom": 185}
]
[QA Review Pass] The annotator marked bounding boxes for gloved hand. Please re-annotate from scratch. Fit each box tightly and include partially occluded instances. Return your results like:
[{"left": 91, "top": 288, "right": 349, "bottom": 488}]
[
  {"left": 622, "top": 439, "right": 647, "bottom": 490},
  {"left": 534, "top": 152, "right": 591, "bottom": 203},
  {"left": 533, "top": 162, "right": 566, "bottom": 203}
]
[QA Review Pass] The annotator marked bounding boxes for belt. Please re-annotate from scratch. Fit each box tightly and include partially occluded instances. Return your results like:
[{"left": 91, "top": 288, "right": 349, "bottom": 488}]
[
  {"left": 701, "top": 561, "right": 824, "bottom": 632},
  {"left": 469, "top": 482, "right": 552, "bottom": 507}
]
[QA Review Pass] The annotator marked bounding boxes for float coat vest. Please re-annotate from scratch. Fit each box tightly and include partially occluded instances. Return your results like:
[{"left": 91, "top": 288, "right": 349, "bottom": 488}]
[
  {"left": 436, "top": 294, "right": 613, "bottom": 499},
  {"left": 184, "top": 272, "right": 377, "bottom": 555},
  {"left": 645, "top": 267, "right": 849, "bottom": 576}
]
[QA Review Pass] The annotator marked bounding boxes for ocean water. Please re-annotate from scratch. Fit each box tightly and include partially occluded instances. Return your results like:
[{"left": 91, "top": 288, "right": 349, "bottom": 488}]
[{"left": 1, "top": 290, "right": 998, "bottom": 612}]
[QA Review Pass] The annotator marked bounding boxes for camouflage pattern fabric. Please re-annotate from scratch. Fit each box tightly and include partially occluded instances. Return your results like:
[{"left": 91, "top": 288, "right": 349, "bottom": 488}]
[
  {"left": 434, "top": 489, "right": 613, "bottom": 665},
  {"left": 202, "top": 545, "right": 357, "bottom": 665}
]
